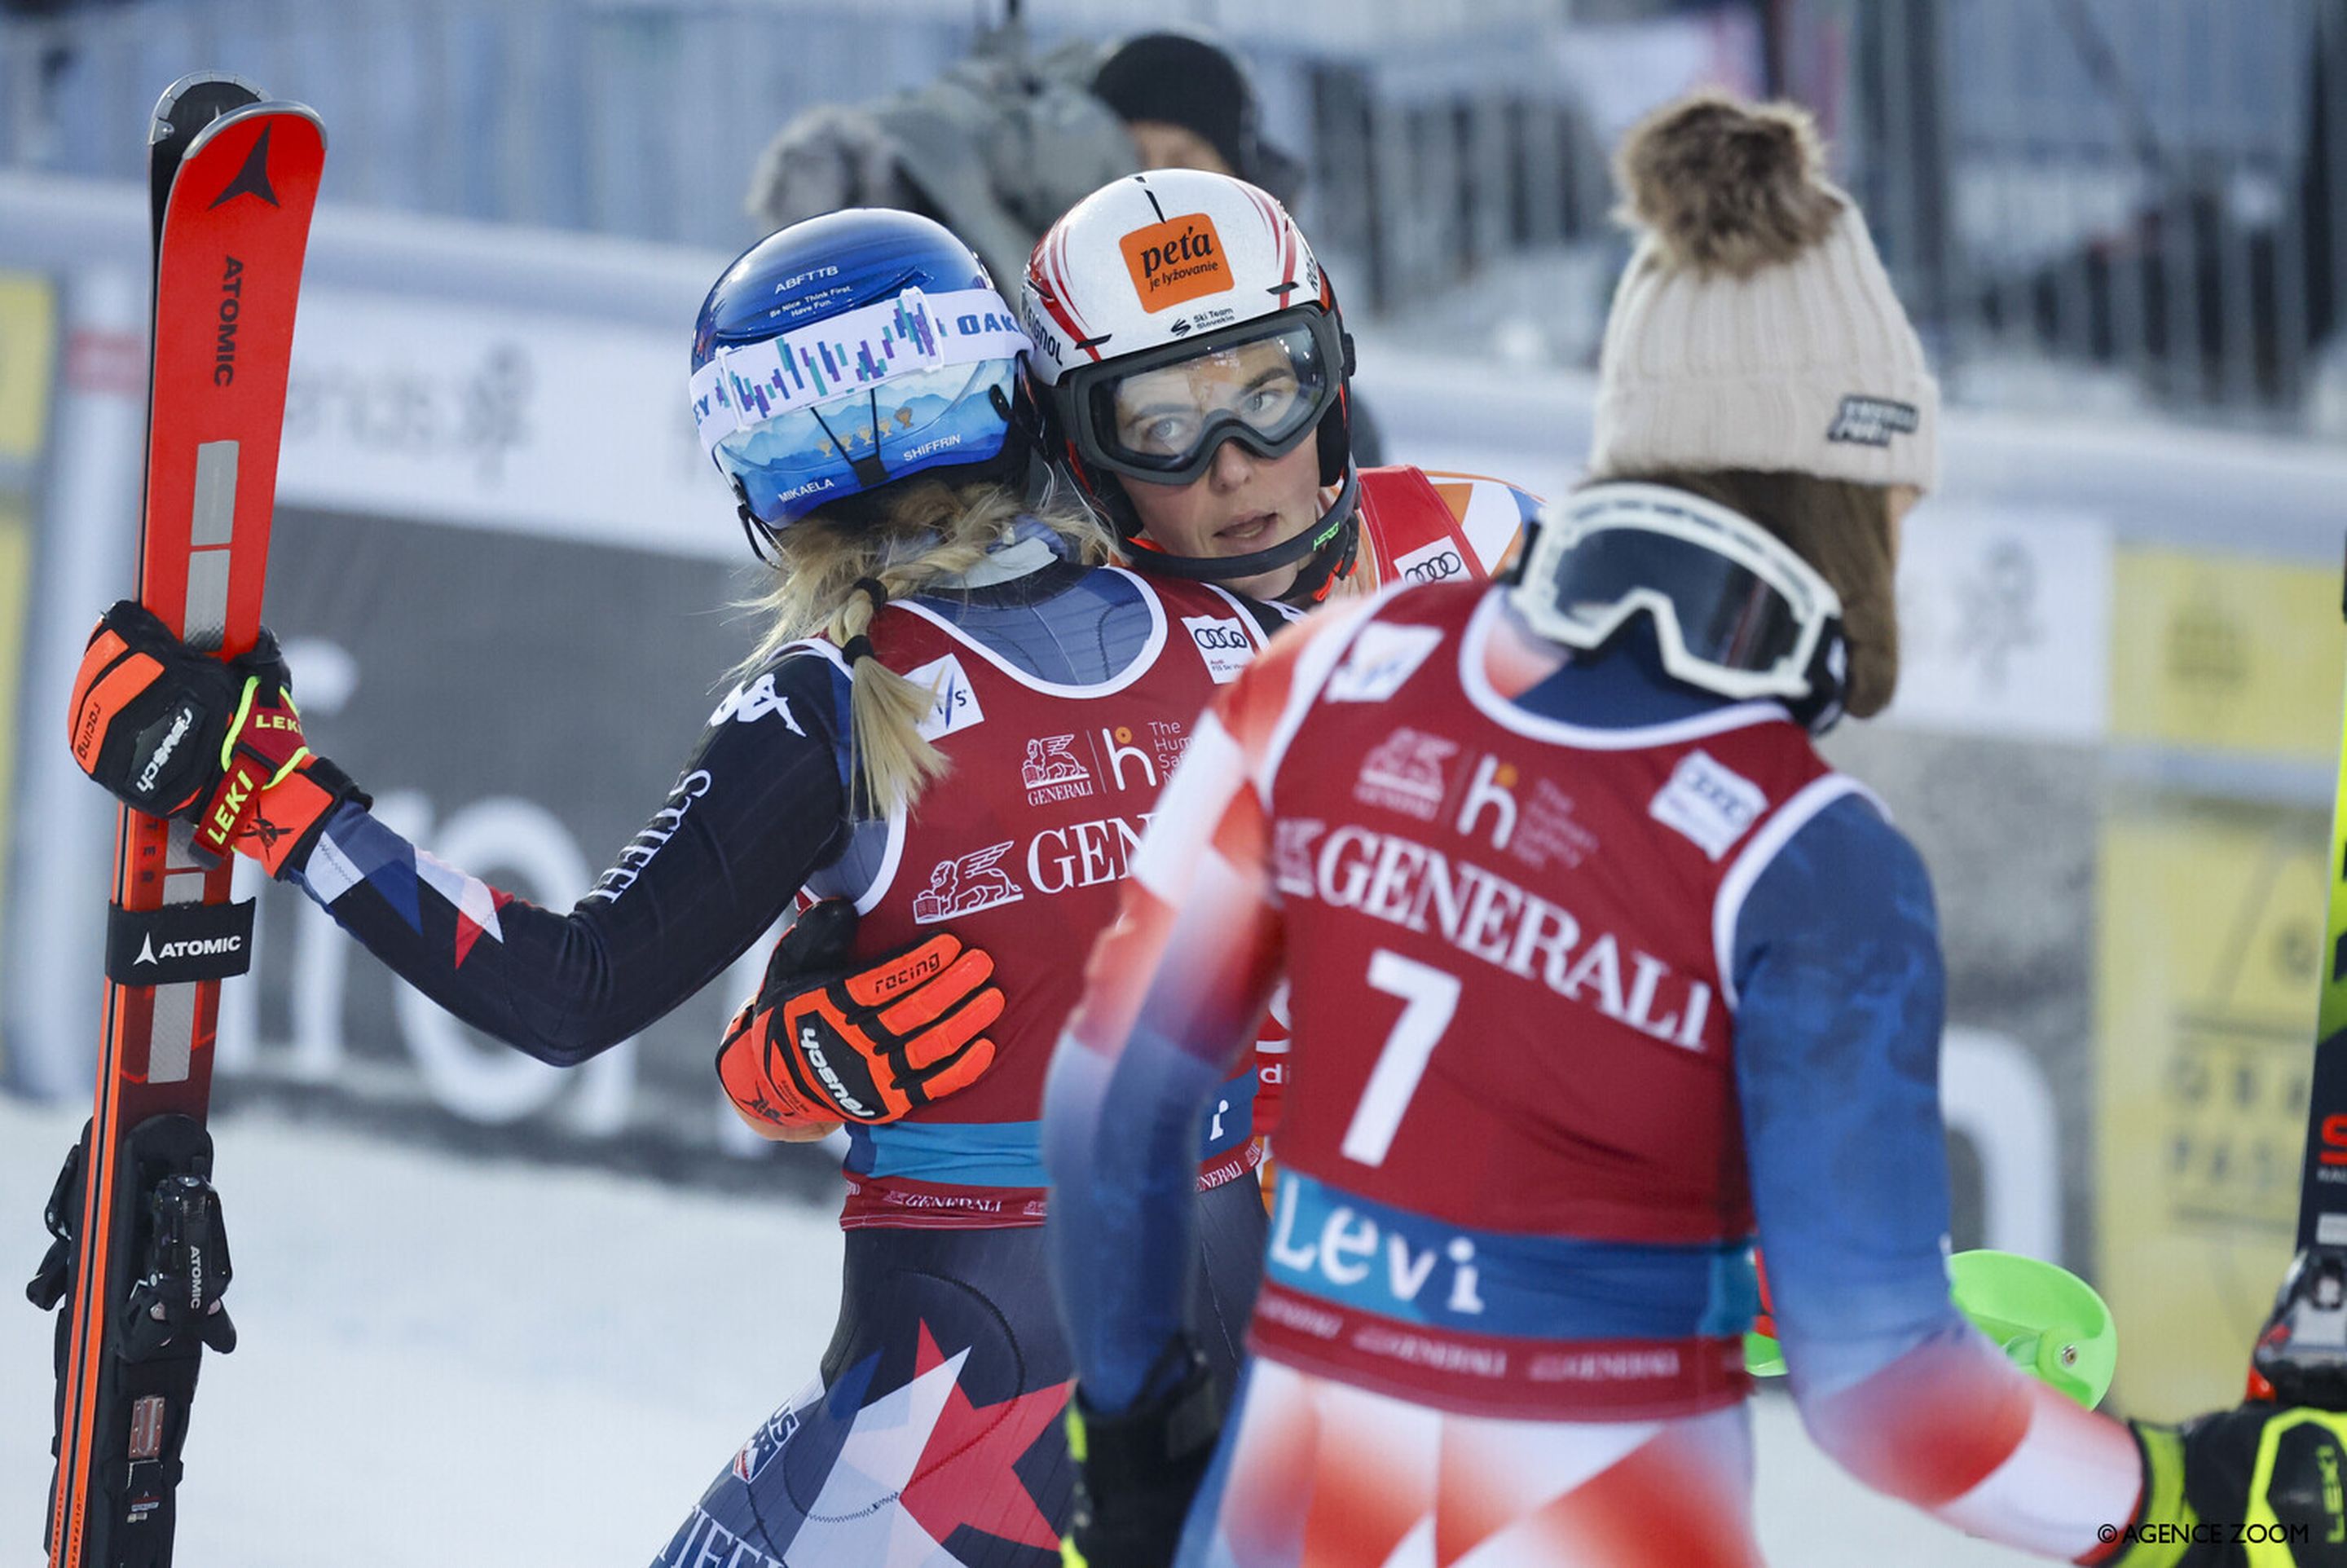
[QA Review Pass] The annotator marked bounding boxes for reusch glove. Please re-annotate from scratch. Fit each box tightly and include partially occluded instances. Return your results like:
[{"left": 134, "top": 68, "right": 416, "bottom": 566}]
[
  {"left": 1062, "top": 1341, "right": 1225, "bottom": 1568},
  {"left": 68, "top": 600, "right": 364, "bottom": 874},
  {"left": 2111, "top": 1405, "right": 2347, "bottom": 1566},
  {"left": 716, "top": 899, "right": 1002, "bottom": 1133}
]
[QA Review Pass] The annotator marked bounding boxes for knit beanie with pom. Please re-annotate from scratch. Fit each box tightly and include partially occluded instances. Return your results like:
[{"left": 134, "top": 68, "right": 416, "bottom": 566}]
[{"left": 1589, "top": 92, "right": 1939, "bottom": 494}]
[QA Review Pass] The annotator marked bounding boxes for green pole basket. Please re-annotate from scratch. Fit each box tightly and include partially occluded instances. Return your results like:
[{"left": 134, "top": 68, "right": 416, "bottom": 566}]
[{"left": 1743, "top": 1249, "right": 2117, "bottom": 1410}]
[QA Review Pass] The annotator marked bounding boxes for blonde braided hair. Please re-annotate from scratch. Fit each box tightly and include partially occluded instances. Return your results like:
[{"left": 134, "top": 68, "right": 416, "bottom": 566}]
[{"left": 741, "top": 475, "right": 1116, "bottom": 817}]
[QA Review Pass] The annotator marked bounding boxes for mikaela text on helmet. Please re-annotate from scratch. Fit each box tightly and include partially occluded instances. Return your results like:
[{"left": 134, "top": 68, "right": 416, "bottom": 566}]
[
  {"left": 1272, "top": 818, "right": 1712, "bottom": 1050},
  {"left": 1120, "top": 213, "right": 1231, "bottom": 313},
  {"left": 105, "top": 897, "right": 258, "bottom": 986},
  {"left": 214, "top": 256, "right": 244, "bottom": 386}
]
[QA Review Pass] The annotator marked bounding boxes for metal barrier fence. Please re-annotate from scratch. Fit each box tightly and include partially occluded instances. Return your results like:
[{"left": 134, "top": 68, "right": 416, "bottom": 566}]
[
  {"left": 1803, "top": 0, "right": 2345, "bottom": 427},
  {"left": 2, "top": 0, "right": 2340, "bottom": 429}
]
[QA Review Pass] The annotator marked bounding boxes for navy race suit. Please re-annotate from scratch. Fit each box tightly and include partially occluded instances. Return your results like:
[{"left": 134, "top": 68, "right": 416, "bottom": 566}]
[{"left": 276, "top": 546, "right": 1278, "bottom": 1567}]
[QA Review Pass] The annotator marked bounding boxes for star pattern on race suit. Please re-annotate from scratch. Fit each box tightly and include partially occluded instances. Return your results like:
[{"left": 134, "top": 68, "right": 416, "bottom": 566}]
[{"left": 781, "top": 1322, "right": 1066, "bottom": 1566}]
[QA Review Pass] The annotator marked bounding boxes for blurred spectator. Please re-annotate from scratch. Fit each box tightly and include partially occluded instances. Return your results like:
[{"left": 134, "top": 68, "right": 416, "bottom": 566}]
[
  {"left": 742, "top": 27, "right": 1126, "bottom": 293},
  {"left": 1087, "top": 29, "right": 1305, "bottom": 205},
  {"left": 1083, "top": 31, "right": 1386, "bottom": 460},
  {"left": 742, "top": 26, "right": 1295, "bottom": 300},
  {"left": 744, "top": 23, "right": 1382, "bottom": 462}
]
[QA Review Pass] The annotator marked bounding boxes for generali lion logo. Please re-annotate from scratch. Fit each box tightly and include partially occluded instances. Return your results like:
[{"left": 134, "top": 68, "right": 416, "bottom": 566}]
[
  {"left": 1120, "top": 213, "right": 1231, "bottom": 313},
  {"left": 1353, "top": 729, "right": 1458, "bottom": 822},
  {"left": 911, "top": 841, "right": 1025, "bottom": 924},
  {"left": 1021, "top": 734, "right": 1094, "bottom": 805}
]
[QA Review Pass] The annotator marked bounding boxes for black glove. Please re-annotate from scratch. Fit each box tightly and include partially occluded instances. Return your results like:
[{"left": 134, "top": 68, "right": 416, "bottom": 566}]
[
  {"left": 69, "top": 601, "right": 282, "bottom": 820},
  {"left": 1062, "top": 1341, "right": 1224, "bottom": 1568},
  {"left": 67, "top": 600, "right": 363, "bottom": 870},
  {"left": 2111, "top": 1404, "right": 2347, "bottom": 1565}
]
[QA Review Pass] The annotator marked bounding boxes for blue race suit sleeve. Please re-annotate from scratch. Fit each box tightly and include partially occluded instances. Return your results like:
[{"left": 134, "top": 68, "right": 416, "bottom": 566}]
[
  {"left": 280, "top": 651, "right": 854, "bottom": 1066},
  {"left": 1733, "top": 791, "right": 1967, "bottom": 1395}
]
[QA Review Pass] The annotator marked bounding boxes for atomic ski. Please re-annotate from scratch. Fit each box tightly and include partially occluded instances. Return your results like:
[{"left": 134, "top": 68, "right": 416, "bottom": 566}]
[
  {"left": 29, "top": 73, "right": 324, "bottom": 1568},
  {"left": 2250, "top": 541, "right": 2347, "bottom": 1410}
]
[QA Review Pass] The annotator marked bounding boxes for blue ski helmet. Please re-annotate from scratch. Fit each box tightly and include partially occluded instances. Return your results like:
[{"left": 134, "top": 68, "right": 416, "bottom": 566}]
[{"left": 689, "top": 209, "right": 1033, "bottom": 548}]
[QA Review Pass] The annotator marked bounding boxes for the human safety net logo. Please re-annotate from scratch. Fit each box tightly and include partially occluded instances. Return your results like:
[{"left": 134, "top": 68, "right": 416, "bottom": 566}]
[{"left": 911, "top": 722, "right": 1187, "bottom": 923}]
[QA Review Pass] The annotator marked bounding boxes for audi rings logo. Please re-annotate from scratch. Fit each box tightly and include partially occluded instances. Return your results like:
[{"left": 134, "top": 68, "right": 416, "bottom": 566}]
[
  {"left": 1191, "top": 623, "right": 1253, "bottom": 652},
  {"left": 1402, "top": 549, "right": 1464, "bottom": 584}
]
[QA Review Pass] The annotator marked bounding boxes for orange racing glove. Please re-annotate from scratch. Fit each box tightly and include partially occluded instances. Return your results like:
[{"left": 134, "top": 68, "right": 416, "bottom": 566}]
[{"left": 717, "top": 900, "right": 1003, "bottom": 1137}]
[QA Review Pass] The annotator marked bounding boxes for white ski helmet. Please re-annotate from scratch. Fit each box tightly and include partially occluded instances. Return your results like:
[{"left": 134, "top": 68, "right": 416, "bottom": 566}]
[{"left": 1022, "top": 169, "right": 1361, "bottom": 600}]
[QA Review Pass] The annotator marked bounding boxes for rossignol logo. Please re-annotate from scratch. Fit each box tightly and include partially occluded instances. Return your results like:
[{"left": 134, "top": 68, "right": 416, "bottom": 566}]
[
  {"left": 135, "top": 932, "right": 245, "bottom": 966},
  {"left": 1120, "top": 213, "right": 1231, "bottom": 314},
  {"left": 214, "top": 256, "right": 246, "bottom": 386},
  {"left": 135, "top": 706, "right": 197, "bottom": 798},
  {"left": 1020, "top": 297, "right": 1065, "bottom": 364},
  {"left": 1825, "top": 394, "right": 1920, "bottom": 447},
  {"left": 798, "top": 1026, "right": 874, "bottom": 1118}
]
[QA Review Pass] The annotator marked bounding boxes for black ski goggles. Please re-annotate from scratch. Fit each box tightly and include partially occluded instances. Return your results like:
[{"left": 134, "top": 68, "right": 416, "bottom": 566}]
[{"left": 1065, "top": 308, "right": 1344, "bottom": 487}]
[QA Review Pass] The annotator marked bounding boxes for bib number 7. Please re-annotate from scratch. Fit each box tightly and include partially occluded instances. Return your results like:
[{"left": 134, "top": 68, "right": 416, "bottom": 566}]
[{"left": 1339, "top": 949, "right": 1463, "bottom": 1167}]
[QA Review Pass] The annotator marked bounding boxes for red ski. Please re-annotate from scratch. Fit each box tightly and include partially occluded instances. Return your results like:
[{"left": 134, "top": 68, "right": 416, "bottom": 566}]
[{"left": 34, "top": 74, "right": 324, "bottom": 1568}]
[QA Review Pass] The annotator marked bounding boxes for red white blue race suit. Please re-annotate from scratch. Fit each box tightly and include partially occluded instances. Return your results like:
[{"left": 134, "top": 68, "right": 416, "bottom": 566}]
[
  {"left": 267, "top": 471, "right": 1532, "bottom": 1566},
  {"left": 1041, "top": 581, "right": 2142, "bottom": 1566},
  {"left": 279, "top": 543, "right": 1275, "bottom": 1567}
]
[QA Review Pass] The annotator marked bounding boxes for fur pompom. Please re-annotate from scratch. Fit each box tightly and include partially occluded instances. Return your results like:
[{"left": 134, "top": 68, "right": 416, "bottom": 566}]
[{"left": 1614, "top": 92, "right": 1843, "bottom": 277}]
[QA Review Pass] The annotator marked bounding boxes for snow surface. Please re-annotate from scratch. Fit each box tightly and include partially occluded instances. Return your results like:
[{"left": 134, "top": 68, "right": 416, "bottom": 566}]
[{"left": 0, "top": 1094, "right": 2044, "bottom": 1566}]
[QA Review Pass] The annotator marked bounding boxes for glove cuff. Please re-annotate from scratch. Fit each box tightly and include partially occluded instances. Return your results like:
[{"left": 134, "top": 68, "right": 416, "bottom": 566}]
[
  {"left": 243, "top": 755, "right": 366, "bottom": 877},
  {"left": 2111, "top": 1420, "right": 2195, "bottom": 1568},
  {"left": 716, "top": 1016, "right": 852, "bottom": 1133},
  {"left": 1069, "top": 1341, "right": 1223, "bottom": 1491}
]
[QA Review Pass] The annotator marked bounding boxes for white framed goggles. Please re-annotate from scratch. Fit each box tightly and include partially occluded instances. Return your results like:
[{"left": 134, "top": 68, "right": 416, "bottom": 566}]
[
  {"left": 1065, "top": 307, "right": 1343, "bottom": 486},
  {"left": 1509, "top": 483, "right": 1844, "bottom": 703}
]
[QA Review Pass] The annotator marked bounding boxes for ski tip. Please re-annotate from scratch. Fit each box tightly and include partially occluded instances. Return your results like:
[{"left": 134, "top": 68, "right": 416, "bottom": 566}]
[
  {"left": 182, "top": 98, "right": 329, "bottom": 162},
  {"left": 149, "top": 73, "right": 265, "bottom": 147}
]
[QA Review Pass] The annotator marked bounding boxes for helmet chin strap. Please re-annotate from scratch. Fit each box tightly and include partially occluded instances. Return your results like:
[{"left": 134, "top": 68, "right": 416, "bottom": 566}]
[{"left": 1119, "top": 464, "right": 1363, "bottom": 588}]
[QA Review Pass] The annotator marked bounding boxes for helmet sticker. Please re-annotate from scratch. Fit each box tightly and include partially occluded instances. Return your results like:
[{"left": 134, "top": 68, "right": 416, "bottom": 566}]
[
  {"left": 689, "top": 286, "right": 1027, "bottom": 456},
  {"left": 1119, "top": 213, "right": 1232, "bottom": 314}
]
